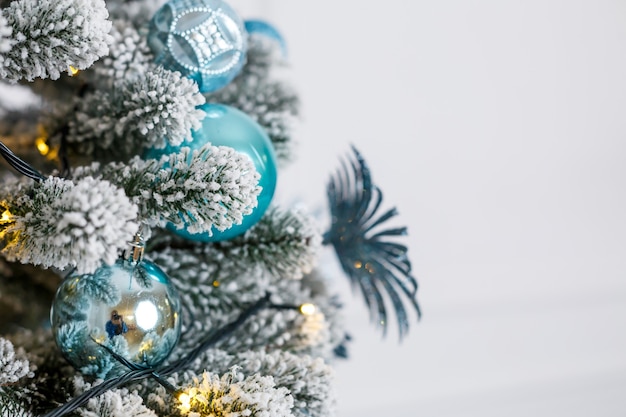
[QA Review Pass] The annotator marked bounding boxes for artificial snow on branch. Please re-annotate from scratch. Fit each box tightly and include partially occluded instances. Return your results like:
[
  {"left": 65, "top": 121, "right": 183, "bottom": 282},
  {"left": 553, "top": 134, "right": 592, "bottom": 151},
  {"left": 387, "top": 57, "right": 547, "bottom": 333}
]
[
  {"left": 72, "top": 144, "right": 261, "bottom": 236},
  {"left": 3, "top": 329, "right": 78, "bottom": 414},
  {"left": 73, "top": 378, "right": 157, "bottom": 417},
  {"left": 213, "top": 300, "right": 326, "bottom": 357},
  {"left": 0, "top": 176, "right": 139, "bottom": 274},
  {"left": 210, "top": 206, "right": 322, "bottom": 280},
  {"left": 0, "top": 339, "right": 34, "bottom": 417},
  {"left": 174, "top": 367, "right": 294, "bottom": 417},
  {"left": 0, "top": 387, "right": 33, "bottom": 417},
  {"left": 146, "top": 207, "right": 323, "bottom": 351},
  {"left": 104, "top": 0, "right": 165, "bottom": 28},
  {"left": 148, "top": 242, "right": 271, "bottom": 352},
  {"left": 148, "top": 205, "right": 322, "bottom": 295},
  {"left": 232, "top": 350, "right": 335, "bottom": 417},
  {"left": 89, "top": 19, "right": 154, "bottom": 88},
  {"left": 63, "top": 67, "right": 205, "bottom": 161},
  {"left": 0, "top": 0, "right": 112, "bottom": 82},
  {"left": 0, "top": 337, "right": 33, "bottom": 385},
  {"left": 0, "top": 13, "right": 12, "bottom": 54}
]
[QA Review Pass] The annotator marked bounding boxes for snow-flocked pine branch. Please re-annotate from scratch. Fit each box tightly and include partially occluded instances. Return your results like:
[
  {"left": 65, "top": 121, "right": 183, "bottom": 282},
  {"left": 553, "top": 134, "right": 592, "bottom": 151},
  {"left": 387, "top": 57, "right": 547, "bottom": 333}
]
[
  {"left": 104, "top": 0, "right": 164, "bottom": 27},
  {"left": 149, "top": 248, "right": 270, "bottom": 353},
  {"left": 0, "top": 176, "right": 138, "bottom": 274},
  {"left": 0, "top": 337, "right": 33, "bottom": 385},
  {"left": 174, "top": 367, "right": 294, "bottom": 417},
  {"left": 60, "top": 67, "right": 205, "bottom": 161},
  {"left": 232, "top": 350, "right": 335, "bottom": 417},
  {"left": 0, "top": 0, "right": 112, "bottom": 82},
  {"left": 157, "top": 349, "right": 336, "bottom": 417},
  {"left": 72, "top": 145, "right": 261, "bottom": 236},
  {"left": 0, "top": 386, "right": 33, "bottom": 417},
  {"left": 73, "top": 378, "right": 157, "bottom": 417},
  {"left": 209, "top": 206, "right": 322, "bottom": 280},
  {"left": 211, "top": 283, "right": 333, "bottom": 359},
  {"left": 0, "top": 13, "right": 12, "bottom": 54},
  {"left": 88, "top": 19, "right": 155, "bottom": 89},
  {"left": 5, "top": 329, "right": 82, "bottom": 413}
]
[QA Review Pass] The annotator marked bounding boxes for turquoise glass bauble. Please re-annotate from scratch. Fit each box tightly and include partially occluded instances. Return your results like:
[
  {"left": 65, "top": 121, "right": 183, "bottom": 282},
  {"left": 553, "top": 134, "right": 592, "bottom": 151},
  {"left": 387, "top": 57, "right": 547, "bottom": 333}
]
[
  {"left": 50, "top": 258, "right": 182, "bottom": 379},
  {"left": 144, "top": 103, "right": 277, "bottom": 242},
  {"left": 147, "top": 0, "right": 247, "bottom": 93}
]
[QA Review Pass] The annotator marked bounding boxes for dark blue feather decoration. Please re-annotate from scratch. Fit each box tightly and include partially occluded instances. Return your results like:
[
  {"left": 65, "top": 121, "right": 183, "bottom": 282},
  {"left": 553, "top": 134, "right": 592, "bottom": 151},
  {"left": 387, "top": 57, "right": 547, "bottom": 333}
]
[{"left": 324, "top": 146, "right": 421, "bottom": 340}]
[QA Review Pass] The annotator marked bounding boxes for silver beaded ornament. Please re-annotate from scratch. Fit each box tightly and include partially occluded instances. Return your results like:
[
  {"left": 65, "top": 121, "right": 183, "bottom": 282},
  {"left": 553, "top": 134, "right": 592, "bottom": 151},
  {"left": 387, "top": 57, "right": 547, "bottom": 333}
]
[{"left": 147, "top": 0, "right": 247, "bottom": 93}]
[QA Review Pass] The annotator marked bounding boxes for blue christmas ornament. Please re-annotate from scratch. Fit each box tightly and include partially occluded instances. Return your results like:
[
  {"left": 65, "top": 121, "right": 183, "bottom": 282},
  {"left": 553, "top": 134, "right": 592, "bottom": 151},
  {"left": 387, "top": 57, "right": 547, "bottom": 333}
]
[
  {"left": 147, "top": 0, "right": 247, "bottom": 93},
  {"left": 50, "top": 238, "right": 182, "bottom": 379},
  {"left": 244, "top": 19, "right": 288, "bottom": 57},
  {"left": 145, "top": 103, "right": 277, "bottom": 242}
]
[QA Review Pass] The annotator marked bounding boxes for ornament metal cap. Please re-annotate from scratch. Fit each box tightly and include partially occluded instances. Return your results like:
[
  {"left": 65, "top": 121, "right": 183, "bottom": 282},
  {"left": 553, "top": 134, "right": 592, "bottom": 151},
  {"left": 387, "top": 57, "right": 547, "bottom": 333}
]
[{"left": 123, "top": 233, "right": 145, "bottom": 265}]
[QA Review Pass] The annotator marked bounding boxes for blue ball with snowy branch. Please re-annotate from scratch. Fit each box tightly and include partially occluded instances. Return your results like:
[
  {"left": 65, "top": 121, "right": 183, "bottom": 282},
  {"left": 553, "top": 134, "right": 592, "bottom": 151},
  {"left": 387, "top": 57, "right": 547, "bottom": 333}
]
[
  {"left": 50, "top": 256, "right": 182, "bottom": 379},
  {"left": 147, "top": 0, "right": 248, "bottom": 93},
  {"left": 145, "top": 103, "right": 278, "bottom": 242}
]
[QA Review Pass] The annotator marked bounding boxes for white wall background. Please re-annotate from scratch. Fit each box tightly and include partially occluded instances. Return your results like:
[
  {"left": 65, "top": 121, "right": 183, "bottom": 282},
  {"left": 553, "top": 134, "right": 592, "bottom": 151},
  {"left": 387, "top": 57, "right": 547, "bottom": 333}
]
[{"left": 231, "top": 1, "right": 626, "bottom": 416}]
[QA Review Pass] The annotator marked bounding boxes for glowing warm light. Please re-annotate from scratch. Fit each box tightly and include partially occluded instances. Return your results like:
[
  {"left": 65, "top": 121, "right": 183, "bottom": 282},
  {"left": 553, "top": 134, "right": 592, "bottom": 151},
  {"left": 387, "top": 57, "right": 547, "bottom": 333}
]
[
  {"left": 299, "top": 303, "right": 317, "bottom": 316},
  {"left": 0, "top": 208, "right": 13, "bottom": 238},
  {"left": 35, "top": 126, "right": 58, "bottom": 160},
  {"left": 0, "top": 210, "right": 11, "bottom": 223},
  {"left": 135, "top": 300, "right": 159, "bottom": 331},
  {"left": 177, "top": 391, "right": 192, "bottom": 414},
  {"left": 69, "top": 66, "right": 80, "bottom": 76},
  {"left": 212, "top": 280, "right": 220, "bottom": 287},
  {"left": 35, "top": 137, "right": 49, "bottom": 155},
  {"left": 354, "top": 260, "right": 362, "bottom": 269}
]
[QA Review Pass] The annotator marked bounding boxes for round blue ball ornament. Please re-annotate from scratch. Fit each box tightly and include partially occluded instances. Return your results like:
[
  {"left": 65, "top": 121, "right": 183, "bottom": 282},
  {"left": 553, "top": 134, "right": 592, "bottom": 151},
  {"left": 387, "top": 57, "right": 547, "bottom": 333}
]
[
  {"left": 144, "top": 103, "right": 278, "bottom": 242},
  {"left": 50, "top": 238, "right": 182, "bottom": 379},
  {"left": 147, "top": 0, "right": 247, "bottom": 93}
]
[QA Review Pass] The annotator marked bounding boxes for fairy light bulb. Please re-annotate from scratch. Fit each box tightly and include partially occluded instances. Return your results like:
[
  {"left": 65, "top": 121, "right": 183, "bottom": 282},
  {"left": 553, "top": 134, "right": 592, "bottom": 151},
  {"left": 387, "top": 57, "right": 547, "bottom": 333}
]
[
  {"left": 35, "top": 126, "right": 59, "bottom": 160},
  {"left": 177, "top": 390, "right": 193, "bottom": 414},
  {"left": 299, "top": 303, "right": 317, "bottom": 316},
  {"left": 35, "top": 137, "right": 49, "bottom": 156}
]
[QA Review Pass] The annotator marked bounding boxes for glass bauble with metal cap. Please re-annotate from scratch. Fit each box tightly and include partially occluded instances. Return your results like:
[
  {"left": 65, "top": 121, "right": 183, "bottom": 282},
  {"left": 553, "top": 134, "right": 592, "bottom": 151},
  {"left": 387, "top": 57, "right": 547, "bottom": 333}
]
[
  {"left": 50, "top": 235, "right": 182, "bottom": 379},
  {"left": 147, "top": 0, "right": 247, "bottom": 93}
]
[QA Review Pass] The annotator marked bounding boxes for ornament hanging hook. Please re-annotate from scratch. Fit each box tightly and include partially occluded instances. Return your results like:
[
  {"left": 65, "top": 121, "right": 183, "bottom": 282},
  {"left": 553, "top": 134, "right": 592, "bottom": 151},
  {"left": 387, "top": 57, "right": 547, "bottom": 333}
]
[{"left": 123, "top": 232, "right": 145, "bottom": 265}]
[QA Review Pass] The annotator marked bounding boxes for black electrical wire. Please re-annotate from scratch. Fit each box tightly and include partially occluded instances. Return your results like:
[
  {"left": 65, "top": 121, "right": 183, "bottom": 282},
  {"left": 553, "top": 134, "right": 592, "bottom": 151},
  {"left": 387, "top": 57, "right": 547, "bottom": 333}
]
[{"left": 0, "top": 141, "right": 46, "bottom": 181}]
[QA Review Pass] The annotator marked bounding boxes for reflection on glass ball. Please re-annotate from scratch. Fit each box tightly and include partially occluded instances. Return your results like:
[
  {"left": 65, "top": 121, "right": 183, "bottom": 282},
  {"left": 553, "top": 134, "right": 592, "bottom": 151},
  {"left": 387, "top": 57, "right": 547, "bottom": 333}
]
[
  {"left": 50, "top": 258, "right": 182, "bottom": 379},
  {"left": 147, "top": 0, "right": 247, "bottom": 93}
]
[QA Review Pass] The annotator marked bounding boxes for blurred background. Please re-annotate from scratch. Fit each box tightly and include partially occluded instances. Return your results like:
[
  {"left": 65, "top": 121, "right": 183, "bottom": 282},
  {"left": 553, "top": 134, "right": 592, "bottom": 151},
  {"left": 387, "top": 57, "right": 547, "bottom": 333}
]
[{"left": 231, "top": 1, "right": 626, "bottom": 416}]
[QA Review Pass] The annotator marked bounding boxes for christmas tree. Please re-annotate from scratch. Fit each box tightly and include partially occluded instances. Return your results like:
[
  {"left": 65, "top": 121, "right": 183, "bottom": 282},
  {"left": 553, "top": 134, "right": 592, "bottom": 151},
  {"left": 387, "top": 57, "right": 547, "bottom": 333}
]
[{"left": 0, "top": 1, "right": 420, "bottom": 416}]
